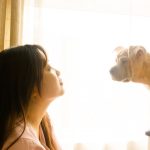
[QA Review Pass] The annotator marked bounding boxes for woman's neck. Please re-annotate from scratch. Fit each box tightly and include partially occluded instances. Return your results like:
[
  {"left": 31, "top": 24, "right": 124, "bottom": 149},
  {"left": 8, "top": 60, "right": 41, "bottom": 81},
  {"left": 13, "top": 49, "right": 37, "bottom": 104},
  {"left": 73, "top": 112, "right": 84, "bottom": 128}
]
[{"left": 26, "top": 97, "right": 52, "bottom": 137}]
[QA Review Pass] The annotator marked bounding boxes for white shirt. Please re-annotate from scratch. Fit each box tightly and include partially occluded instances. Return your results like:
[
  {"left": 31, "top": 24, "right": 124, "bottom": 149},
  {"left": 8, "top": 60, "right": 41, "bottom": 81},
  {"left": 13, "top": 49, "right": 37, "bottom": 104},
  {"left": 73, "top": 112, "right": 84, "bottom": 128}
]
[{"left": 3, "top": 123, "right": 50, "bottom": 150}]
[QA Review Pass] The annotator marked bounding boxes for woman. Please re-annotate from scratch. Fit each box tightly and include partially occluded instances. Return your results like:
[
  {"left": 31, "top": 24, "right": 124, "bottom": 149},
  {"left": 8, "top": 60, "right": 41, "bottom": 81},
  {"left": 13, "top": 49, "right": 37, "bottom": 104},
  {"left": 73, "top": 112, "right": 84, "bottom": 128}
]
[{"left": 0, "top": 44, "right": 64, "bottom": 150}]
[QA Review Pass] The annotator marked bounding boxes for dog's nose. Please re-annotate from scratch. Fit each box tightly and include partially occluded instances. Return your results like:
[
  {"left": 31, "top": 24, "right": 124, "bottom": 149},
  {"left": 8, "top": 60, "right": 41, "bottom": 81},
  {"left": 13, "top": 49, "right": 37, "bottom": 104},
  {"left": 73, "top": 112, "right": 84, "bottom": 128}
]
[{"left": 109, "top": 67, "right": 115, "bottom": 75}]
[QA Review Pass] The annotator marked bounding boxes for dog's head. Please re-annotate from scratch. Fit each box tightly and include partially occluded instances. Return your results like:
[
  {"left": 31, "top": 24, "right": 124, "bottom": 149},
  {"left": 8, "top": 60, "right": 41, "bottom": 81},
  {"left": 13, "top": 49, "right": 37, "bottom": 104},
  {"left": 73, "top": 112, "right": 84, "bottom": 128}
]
[{"left": 109, "top": 46, "right": 146, "bottom": 82}]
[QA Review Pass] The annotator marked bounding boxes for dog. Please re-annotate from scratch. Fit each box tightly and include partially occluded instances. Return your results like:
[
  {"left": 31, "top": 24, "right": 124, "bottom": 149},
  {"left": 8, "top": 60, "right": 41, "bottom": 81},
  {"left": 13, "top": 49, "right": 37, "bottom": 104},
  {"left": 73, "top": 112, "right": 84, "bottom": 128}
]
[
  {"left": 109, "top": 45, "right": 150, "bottom": 137},
  {"left": 109, "top": 45, "right": 150, "bottom": 86}
]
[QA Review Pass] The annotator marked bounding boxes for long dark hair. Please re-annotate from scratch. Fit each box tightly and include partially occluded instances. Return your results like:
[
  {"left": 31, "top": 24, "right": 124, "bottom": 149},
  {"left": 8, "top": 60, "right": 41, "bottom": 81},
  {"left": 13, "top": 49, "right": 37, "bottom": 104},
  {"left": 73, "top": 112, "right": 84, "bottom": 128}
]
[{"left": 0, "top": 45, "right": 58, "bottom": 150}]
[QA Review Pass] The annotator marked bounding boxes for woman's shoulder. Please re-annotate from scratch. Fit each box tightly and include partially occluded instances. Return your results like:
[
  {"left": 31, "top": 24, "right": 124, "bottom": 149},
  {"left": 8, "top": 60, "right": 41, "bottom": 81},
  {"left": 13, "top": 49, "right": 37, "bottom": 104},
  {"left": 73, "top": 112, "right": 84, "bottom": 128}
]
[
  {"left": 8, "top": 138, "right": 46, "bottom": 150},
  {"left": 3, "top": 123, "right": 47, "bottom": 150}
]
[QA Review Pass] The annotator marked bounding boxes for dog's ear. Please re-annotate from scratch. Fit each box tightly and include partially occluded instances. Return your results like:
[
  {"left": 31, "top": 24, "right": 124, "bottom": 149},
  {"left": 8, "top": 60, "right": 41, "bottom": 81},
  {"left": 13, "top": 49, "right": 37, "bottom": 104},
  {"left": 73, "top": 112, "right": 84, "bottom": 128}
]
[
  {"left": 136, "top": 49, "right": 145, "bottom": 59},
  {"left": 114, "top": 46, "right": 125, "bottom": 54},
  {"left": 129, "top": 46, "right": 146, "bottom": 59}
]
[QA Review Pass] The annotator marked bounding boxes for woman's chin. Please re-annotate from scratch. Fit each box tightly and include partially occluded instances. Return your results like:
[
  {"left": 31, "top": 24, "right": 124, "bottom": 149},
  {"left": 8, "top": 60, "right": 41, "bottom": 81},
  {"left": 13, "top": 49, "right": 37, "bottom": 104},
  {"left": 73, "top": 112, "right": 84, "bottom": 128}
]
[{"left": 59, "top": 89, "right": 65, "bottom": 96}]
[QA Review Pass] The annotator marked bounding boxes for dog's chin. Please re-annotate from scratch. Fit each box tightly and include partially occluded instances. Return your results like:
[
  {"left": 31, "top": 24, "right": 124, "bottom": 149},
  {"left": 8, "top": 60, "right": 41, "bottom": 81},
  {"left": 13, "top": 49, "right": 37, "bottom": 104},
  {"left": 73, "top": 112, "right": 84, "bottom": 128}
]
[
  {"left": 111, "top": 76, "right": 128, "bottom": 82},
  {"left": 122, "top": 78, "right": 130, "bottom": 82}
]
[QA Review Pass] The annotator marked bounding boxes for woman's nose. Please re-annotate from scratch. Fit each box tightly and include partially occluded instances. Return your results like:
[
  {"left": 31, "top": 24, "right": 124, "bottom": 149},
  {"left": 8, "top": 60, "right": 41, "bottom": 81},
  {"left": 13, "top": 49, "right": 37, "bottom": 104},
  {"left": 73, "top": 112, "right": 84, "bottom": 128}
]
[{"left": 51, "top": 66, "right": 60, "bottom": 76}]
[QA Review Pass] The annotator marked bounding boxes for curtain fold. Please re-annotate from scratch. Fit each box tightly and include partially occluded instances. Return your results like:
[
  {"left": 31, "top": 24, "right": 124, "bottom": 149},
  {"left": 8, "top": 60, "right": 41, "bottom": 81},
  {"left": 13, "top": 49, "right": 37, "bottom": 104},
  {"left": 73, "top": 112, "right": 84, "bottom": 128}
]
[
  {"left": 10, "top": 0, "right": 24, "bottom": 47},
  {"left": 0, "top": 0, "right": 7, "bottom": 51},
  {"left": 0, "top": 0, "right": 24, "bottom": 51}
]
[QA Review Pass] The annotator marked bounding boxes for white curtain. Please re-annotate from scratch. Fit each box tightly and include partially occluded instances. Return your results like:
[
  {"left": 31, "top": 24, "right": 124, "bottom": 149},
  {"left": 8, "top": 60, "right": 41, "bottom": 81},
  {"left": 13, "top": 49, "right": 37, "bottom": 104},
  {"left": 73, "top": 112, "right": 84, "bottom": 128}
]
[{"left": 22, "top": 0, "right": 150, "bottom": 149}]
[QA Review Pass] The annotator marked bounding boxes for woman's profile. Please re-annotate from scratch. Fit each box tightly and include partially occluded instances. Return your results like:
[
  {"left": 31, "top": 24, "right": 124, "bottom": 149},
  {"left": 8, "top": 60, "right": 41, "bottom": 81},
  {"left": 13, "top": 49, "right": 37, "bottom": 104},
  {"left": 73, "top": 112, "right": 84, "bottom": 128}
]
[{"left": 0, "top": 44, "right": 64, "bottom": 150}]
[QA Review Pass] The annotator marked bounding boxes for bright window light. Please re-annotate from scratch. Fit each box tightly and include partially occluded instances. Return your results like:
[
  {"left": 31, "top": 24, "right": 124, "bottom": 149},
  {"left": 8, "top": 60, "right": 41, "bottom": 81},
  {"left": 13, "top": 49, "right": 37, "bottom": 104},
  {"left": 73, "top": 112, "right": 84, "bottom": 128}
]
[{"left": 22, "top": 7, "right": 150, "bottom": 149}]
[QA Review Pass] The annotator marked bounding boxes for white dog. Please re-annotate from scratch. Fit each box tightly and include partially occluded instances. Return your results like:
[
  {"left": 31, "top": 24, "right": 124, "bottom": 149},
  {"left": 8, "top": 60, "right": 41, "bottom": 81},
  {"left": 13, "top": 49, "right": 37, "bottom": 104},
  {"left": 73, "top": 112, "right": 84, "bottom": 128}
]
[
  {"left": 109, "top": 45, "right": 150, "bottom": 86},
  {"left": 109, "top": 45, "right": 150, "bottom": 136}
]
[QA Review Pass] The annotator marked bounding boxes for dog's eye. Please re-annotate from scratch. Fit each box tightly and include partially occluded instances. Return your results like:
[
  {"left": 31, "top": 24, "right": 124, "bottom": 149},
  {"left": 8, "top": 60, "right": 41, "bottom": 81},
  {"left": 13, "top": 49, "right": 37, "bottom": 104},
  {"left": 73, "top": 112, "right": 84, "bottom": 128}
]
[{"left": 121, "top": 58, "right": 128, "bottom": 64}]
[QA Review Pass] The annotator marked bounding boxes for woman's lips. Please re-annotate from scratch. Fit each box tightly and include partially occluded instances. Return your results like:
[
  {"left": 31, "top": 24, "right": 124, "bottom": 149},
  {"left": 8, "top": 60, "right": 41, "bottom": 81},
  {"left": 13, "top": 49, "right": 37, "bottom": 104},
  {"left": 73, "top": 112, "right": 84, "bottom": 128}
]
[{"left": 59, "top": 78, "right": 63, "bottom": 85}]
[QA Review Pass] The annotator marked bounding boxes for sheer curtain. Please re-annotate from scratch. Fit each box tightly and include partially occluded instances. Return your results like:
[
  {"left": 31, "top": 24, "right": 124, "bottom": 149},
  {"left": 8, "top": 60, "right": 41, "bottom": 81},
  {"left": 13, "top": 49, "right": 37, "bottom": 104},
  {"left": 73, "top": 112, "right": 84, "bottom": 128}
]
[{"left": 22, "top": 0, "right": 150, "bottom": 149}]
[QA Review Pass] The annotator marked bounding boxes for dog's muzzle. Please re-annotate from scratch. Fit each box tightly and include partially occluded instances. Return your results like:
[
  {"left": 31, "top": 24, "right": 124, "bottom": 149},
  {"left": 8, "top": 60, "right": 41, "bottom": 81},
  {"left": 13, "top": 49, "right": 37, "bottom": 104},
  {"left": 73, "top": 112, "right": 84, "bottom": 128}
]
[{"left": 109, "top": 64, "right": 132, "bottom": 82}]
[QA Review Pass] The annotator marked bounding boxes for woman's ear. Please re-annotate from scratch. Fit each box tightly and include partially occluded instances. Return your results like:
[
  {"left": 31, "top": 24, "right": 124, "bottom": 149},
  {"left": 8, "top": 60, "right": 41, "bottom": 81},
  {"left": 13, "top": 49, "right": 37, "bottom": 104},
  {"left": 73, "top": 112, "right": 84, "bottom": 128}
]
[{"left": 32, "top": 86, "right": 39, "bottom": 97}]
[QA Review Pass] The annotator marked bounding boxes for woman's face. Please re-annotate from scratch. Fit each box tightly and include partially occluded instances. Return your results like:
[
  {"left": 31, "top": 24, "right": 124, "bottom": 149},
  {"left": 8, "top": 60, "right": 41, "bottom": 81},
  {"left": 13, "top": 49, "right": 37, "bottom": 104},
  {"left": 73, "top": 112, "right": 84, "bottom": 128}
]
[{"left": 40, "top": 64, "right": 64, "bottom": 101}]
